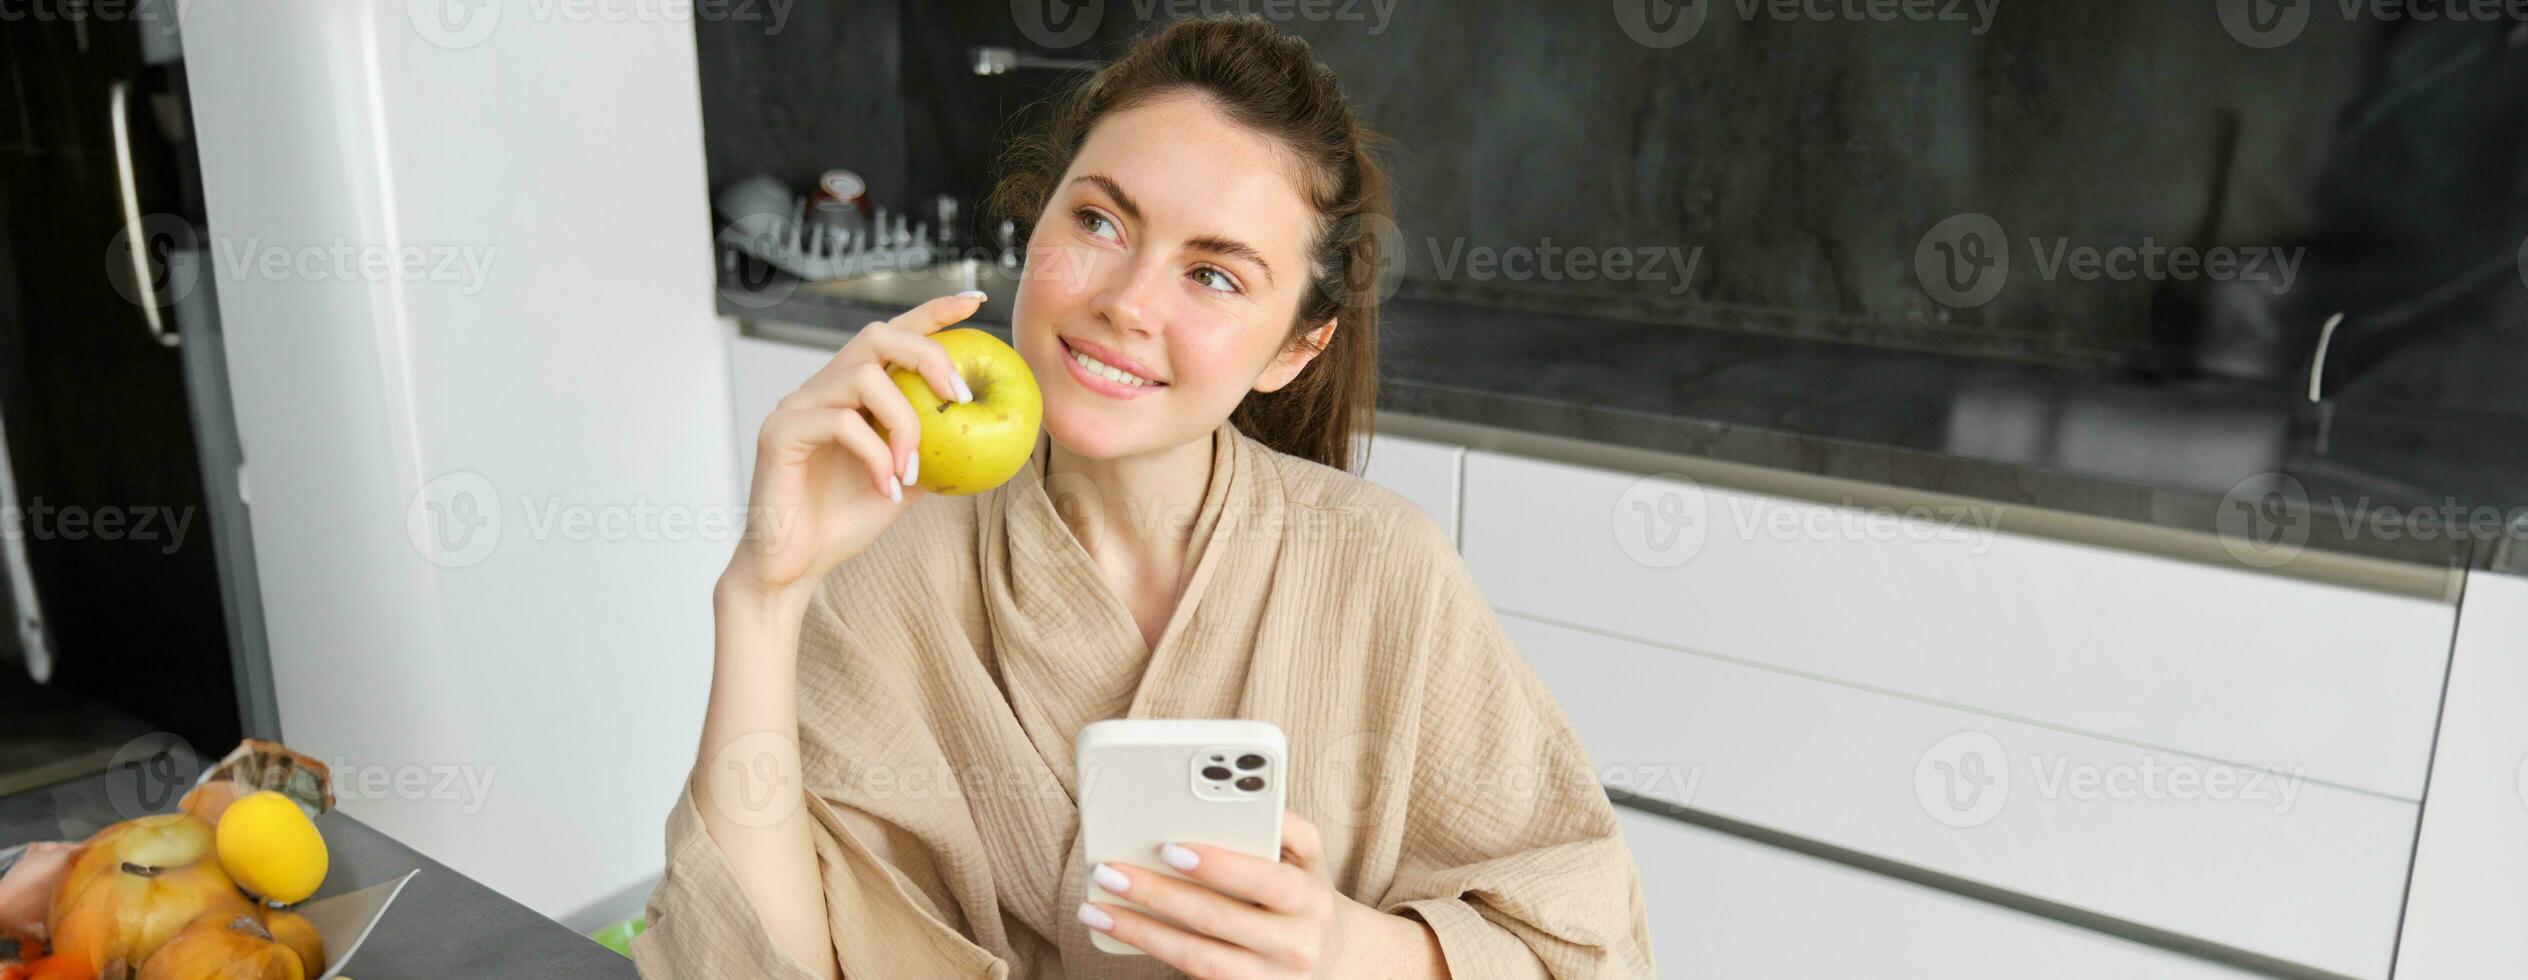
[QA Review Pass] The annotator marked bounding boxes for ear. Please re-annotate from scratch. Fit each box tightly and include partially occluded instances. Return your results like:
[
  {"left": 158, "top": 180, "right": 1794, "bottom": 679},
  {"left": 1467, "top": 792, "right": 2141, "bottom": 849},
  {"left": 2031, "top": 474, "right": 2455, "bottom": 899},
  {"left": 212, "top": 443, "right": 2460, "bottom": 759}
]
[{"left": 1253, "top": 319, "right": 1339, "bottom": 394}]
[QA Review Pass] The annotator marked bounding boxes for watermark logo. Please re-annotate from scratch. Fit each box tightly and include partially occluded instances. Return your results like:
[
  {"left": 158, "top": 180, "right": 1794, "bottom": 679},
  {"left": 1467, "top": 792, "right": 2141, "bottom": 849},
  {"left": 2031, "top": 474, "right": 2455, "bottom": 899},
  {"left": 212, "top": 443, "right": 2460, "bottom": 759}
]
[
  {"left": 1013, "top": 0, "right": 1103, "bottom": 48},
  {"left": 1916, "top": 213, "right": 2303, "bottom": 310},
  {"left": 2216, "top": 472, "right": 2310, "bottom": 569},
  {"left": 1915, "top": 212, "right": 2009, "bottom": 309},
  {"left": 105, "top": 733, "right": 204, "bottom": 820},
  {"left": 1916, "top": 731, "right": 2010, "bottom": 828},
  {"left": 407, "top": 472, "right": 504, "bottom": 569},
  {"left": 2219, "top": 0, "right": 2525, "bottom": 49},
  {"left": 1612, "top": 474, "right": 1710, "bottom": 568},
  {"left": 1326, "top": 212, "right": 1410, "bottom": 309},
  {"left": 2217, "top": 0, "right": 2309, "bottom": 48},
  {"left": 1613, "top": 0, "right": 1708, "bottom": 47},
  {"left": 105, "top": 213, "right": 204, "bottom": 312},
  {"left": 108, "top": 213, "right": 499, "bottom": 311},
  {"left": 1918, "top": 732, "right": 2307, "bottom": 828},
  {"left": 704, "top": 730, "right": 803, "bottom": 828},
  {"left": 716, "top": 216, "right": 805, "bottom": 311},
  {"left": 410, "top": 0, "right": 504, "bottom": 48}
]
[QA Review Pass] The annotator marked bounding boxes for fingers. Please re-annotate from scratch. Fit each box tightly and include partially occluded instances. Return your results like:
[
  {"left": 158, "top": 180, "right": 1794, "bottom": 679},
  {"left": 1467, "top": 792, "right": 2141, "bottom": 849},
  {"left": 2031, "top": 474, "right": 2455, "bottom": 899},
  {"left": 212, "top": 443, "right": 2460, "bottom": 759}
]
[
  {"left": 1090, "top": 862, "right": 1291, "bottom": 961},
  {"left": 1080, "top": 897, "right": 1273, "bottom": 979},
  {"left": 1152, "top": 843, "right": 1322, "bottom": 916},
  {"left": 760, "top": 404, "right": 899, "bottom": 502},
  {"left": 841, "top": 363, "right": 923, "bottom": 484},
  {"left": 894, "top": 290, "right": 990, "bottom": 335},
  {"left": 849, "top": 321, "right": 972, "bottom": 405},
  {"left": 773, "top": 360, "right": 929, "bottom": 478},
  {"left": 1279, "top": 810, "right": 1324, "bottom": 870}
]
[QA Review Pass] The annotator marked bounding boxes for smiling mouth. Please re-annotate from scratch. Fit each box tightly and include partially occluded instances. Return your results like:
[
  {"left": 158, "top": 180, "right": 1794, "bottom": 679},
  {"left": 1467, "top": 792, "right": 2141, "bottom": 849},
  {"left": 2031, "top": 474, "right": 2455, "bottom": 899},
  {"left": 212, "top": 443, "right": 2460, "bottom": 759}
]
[{"left": 1061, "top": 338, "right": 1166, "bottom": 388}]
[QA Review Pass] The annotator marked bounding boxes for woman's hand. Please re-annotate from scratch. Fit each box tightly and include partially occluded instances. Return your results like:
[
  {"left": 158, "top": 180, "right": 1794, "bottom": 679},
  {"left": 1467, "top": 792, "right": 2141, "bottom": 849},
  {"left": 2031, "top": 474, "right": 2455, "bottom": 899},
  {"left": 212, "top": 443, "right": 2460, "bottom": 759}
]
[
  {"left": 1079, "top": 811, "right": 1446, "bottom": 979},
  {"left": 0, "top": 842, "right": 74, "bottom": 940},
  {"left": 720, "top": 291, "right": 988, "bottom": 602}
]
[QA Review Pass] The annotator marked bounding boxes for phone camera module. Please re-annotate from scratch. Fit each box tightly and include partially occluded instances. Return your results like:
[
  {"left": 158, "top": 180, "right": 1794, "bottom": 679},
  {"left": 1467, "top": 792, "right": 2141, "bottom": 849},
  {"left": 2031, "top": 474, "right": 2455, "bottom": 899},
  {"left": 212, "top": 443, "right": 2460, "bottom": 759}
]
[
  {"left": 1235, "top": 754, "right": 1265, "bottom": 770},
  {"left": 1202, "top": 765, "right": 1233, "bottom": 781},
  {"left": 1235, "top": 775, "right": 1264, "bottom": 792}
]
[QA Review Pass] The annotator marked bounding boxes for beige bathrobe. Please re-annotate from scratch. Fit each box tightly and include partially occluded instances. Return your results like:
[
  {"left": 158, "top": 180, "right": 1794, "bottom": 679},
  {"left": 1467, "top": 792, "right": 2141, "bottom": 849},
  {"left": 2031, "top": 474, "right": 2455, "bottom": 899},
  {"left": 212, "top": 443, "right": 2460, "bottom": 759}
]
[{"left": 631, "top": 417, "right": 1655, "bottom": 979}]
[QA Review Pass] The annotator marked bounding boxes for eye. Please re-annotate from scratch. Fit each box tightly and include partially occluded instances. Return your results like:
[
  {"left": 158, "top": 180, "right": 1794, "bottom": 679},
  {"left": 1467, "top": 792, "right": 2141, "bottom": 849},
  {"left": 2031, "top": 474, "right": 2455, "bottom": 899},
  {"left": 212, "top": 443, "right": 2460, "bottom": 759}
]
[
  {"left": 1074, "top": 207, "right": 1120, "bottom": 243},
  {"left": 1190, "top": 265, "right": 1243, "bottom": 294}
]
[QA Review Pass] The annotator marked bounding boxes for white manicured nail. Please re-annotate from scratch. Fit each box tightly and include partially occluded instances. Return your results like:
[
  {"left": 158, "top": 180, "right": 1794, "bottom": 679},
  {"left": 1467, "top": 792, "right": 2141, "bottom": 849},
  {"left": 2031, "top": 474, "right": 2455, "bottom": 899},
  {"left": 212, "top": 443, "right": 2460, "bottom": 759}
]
[
  {"left": 888, "top": 479, "right": 901, "bottom": 504},
  {"left": 953, "top": 375, "right": 975, "bottom": 403},
  {"left": 1091, "top": 863, "right": 1130, "bottom": 893},
  {"left": 955, "top": 289, "right": 988, "bottom": 300},
  {"left": 1077, "top": 902, "right": 1113, "bottom": 930},
  {"left": 901, "top": 453, "right": 918, "bottom": 487},
  {"left": 1158, "top": 843, "right": 1198, "bottom": 871}
]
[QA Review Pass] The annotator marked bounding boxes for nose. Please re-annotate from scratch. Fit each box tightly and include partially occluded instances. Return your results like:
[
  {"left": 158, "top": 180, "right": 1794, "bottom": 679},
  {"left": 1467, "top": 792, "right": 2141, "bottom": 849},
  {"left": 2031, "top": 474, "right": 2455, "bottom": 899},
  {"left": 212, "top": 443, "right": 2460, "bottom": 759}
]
[{"left": 1088, "top": 251, "right": 1170, "bottom": 339}]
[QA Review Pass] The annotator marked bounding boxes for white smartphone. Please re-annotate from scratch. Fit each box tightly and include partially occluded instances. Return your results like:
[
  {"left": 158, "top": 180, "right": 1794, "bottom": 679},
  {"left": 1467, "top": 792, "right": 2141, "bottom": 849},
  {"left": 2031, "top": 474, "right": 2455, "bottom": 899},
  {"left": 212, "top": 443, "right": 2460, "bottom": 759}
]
[{"left": 1075, "top": 718, "right": 1288, "bottom": 955}]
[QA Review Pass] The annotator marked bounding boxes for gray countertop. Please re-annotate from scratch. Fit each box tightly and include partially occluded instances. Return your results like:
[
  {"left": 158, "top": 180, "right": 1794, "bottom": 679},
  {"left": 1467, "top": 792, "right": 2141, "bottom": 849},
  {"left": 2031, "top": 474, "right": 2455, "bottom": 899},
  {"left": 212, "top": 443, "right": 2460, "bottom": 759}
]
[
  {"left": 2, "top": 771, "right": 636, "bottom": 979},
  {"left": 720, "top": 271, "right": 2528, "bottom": 580}
]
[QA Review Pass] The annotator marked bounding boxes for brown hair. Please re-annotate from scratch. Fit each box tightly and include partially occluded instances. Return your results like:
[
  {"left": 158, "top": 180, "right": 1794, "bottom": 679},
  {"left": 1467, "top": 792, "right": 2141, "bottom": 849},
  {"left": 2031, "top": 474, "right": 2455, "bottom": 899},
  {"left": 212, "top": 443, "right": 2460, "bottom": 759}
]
[{"left": 984, "top": 15, "right": 1390, "bottom": 473}]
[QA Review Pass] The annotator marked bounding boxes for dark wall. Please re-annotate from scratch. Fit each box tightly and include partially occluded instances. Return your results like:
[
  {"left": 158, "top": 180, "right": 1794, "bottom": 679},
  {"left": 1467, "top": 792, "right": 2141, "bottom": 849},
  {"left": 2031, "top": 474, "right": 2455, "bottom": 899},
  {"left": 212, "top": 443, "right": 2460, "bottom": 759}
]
[{"left": 696, "top": 2, "right": 2526, "bottom": 409}]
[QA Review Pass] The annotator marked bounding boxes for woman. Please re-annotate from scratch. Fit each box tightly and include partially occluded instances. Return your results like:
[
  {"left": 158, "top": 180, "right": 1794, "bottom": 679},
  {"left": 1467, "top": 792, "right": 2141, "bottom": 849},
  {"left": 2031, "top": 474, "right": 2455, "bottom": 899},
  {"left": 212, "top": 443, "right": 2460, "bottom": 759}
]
[{"left": 633, "top": 16, "right": 1653, "bottom": 980}]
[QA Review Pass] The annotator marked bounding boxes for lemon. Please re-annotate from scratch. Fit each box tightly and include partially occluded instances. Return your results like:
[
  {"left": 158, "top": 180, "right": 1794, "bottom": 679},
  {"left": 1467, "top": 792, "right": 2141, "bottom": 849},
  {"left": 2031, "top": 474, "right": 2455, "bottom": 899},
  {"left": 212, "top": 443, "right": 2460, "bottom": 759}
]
[{"left": 215, "top": 790, "right": 330, "bottom": 904}]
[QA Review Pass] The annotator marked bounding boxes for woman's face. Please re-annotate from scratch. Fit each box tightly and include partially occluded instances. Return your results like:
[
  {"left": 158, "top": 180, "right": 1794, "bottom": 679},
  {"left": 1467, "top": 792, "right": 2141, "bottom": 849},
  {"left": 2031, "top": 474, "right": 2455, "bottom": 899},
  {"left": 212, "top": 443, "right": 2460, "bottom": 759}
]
[{"left": 1010, "top": 92, "right": 1335, "bottom": 462}]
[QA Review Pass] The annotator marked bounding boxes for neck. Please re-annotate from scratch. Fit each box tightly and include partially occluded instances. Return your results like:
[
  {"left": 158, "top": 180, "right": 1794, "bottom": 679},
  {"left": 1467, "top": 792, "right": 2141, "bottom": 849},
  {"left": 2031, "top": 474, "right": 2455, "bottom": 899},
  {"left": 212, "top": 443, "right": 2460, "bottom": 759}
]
[{"left": 1036, "top": 427, "right": 1216, "bottom": 569}]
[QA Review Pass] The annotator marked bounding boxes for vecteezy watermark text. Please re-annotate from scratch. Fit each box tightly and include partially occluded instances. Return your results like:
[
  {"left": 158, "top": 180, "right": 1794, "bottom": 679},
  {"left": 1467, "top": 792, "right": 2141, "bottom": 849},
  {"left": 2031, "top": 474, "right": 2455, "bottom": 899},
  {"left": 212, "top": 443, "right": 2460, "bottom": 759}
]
[
  {"left": 1, "top": 500, "right": 195, "bottom": 555},
  {"left": 1615, "top": 0, "right": 2001, "bottom": 49},
  {"left": 1915, "top": 213, "right": 2304, "bottom": 310},
  {"left": 408, "top": 0, "right": 798, "bottom": 49},
  {"left": 1915, "top": 731, "right": 2307, "bottom": 828},
  {"left": 2217, "top": 0, "right": 2528, "bottom": 48}
]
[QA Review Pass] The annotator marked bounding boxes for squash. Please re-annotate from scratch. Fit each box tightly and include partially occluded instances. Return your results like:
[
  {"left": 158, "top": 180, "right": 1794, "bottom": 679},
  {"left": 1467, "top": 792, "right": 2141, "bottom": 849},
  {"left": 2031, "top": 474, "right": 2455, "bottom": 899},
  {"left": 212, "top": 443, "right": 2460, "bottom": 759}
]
[
  {"left": 44, "top": 815, "right": 253, "bottom": 975},
  {"left": 133, "top": 913, "right": 304, "bottom": 980}
]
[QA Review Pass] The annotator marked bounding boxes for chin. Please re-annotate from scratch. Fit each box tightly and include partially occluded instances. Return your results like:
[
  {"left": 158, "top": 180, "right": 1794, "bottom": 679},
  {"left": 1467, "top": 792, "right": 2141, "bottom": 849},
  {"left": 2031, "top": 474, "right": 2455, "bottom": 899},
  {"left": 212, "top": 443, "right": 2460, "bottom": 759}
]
[{"left": 1040, "top": 396, "right": 1143, "bottom": 461}]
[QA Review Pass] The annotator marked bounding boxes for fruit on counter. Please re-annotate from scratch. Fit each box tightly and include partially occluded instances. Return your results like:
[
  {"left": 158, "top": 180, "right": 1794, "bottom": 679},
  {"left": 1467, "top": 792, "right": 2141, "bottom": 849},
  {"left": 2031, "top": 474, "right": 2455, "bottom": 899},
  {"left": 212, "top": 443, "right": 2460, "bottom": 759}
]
[
  {"left": 133, "top": 913, "right": 305, "bottom": 980},
  {"left": 212, "top": 794, "right": 327, "bottom": 906},
  {"left": 182, "top": 742, "right": 336, "bottom": 829},
  {"left": 875, "top": 327, "right": 1042, "bottom": 495},
  {"left": 44, "top": 815, "right": 253, "bottom": 975},
  {"left": 253, "top": 912, "right": 322, "bottom": 977},
  {"left": 175, "top": 783, "right": 242, "bottom": 830}
]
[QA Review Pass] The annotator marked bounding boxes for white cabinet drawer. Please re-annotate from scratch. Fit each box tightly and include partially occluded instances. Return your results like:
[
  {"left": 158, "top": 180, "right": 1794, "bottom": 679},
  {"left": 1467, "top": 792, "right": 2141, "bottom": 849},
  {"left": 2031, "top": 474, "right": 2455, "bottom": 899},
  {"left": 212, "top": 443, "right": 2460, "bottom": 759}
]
[
  {"left": 1617, "top": 809, "right": 2264, "bottom": 978},
  {"left": 1463, "top": 450, "right": 2453, "bottom": 801},
  {"left": 1354, "top": 431, "right": 1460, "bottom": 546},
  {"left": 1516, "top": 616, "right": 2412, "bottom": 978}
]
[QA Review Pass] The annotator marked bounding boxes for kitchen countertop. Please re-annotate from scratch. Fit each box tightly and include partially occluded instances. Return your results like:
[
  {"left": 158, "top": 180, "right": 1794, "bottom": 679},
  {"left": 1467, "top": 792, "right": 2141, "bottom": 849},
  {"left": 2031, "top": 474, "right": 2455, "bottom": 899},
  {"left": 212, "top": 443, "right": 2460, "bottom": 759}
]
[
  {"left": 719, "top": 270, "right": 2528, "bottom": 581},
  {"left": 1, "top": 770, "right": 637, "bottom": 979}
]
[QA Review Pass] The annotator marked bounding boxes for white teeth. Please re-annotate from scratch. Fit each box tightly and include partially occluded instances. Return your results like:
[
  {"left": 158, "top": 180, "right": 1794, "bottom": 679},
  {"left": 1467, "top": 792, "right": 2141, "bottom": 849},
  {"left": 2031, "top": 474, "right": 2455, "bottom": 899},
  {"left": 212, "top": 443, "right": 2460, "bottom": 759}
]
[{"left": 1069, "top": 344, "right": 1158, "bottom": 387}]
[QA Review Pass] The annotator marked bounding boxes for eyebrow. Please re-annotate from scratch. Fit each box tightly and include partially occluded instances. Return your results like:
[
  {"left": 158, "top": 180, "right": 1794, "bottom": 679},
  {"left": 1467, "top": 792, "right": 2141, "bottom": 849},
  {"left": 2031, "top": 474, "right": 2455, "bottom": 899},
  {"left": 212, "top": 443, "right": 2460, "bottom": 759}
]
[{"left": 1069, "top": 174, "right": 1278, "bottom": 288}]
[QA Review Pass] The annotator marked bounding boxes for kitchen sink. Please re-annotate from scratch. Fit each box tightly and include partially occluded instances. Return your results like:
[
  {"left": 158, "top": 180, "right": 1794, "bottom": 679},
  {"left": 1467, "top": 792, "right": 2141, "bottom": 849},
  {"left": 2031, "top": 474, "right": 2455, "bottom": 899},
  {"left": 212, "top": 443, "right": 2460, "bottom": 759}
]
[{"left": 799, "top": 257, "right": 1024, "bottom": 324}]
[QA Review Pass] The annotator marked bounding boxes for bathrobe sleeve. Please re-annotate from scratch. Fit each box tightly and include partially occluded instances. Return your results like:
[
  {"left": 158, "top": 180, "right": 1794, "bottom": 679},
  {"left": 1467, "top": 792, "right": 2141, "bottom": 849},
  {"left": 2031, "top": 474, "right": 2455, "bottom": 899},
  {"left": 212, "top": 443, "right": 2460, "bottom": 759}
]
[
  {"left": 629, "top": 584, "right": 1010, "bottom": 980},
  {"left": 1369, "top": 514, "right": 1660, "bottom": 980}
]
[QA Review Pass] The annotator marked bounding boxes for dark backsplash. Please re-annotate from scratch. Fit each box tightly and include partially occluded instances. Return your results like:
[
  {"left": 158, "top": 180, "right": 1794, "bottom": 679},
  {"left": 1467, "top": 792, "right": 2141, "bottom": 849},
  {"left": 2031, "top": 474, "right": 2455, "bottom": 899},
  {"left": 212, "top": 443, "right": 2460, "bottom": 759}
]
[{"left": 696, "top": 2, "right": 2527, "bottom": 414}]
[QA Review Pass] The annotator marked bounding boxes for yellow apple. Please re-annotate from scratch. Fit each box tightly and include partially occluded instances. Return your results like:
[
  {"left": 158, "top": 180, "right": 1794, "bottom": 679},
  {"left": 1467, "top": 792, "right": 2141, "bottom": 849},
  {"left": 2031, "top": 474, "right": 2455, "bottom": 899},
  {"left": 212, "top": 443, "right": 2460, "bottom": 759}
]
[{"left": 879, "top": 327, "right": 1042, "bottom": 496}]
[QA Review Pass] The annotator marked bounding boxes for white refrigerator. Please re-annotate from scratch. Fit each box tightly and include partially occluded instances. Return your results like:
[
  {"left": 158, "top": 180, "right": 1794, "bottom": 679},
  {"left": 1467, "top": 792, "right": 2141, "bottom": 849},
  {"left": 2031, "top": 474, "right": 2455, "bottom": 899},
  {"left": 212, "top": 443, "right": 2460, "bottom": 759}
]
[{"left": 179, "top": 0, "right": 740, "bottom": 926}]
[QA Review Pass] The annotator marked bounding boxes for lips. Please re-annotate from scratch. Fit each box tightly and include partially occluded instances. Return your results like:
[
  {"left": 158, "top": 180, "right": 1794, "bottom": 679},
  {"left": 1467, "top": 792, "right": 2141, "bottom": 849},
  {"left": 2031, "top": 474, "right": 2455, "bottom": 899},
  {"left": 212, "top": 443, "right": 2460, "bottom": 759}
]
[{"left": 1060, "top": 336, "right": 1167, "bottom": 387}]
